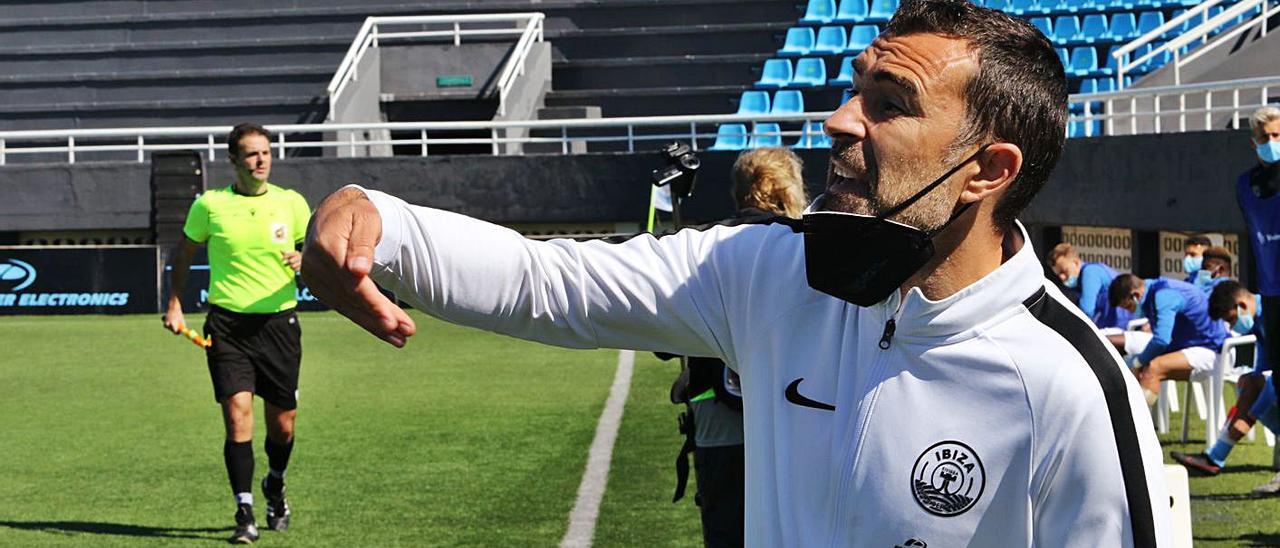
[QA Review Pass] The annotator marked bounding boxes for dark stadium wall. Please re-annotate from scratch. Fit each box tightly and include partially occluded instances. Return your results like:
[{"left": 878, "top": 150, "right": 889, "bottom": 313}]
[{"left": 0, "top": 129, "right": 1260, "bottom": 234}]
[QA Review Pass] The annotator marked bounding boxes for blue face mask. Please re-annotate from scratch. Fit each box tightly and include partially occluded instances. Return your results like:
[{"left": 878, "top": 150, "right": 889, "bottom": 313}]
[
  {"left": 1258, "top": 140, "right": 1280, "bottom": 164},
  {"left": 1184, "top": 255, "right": 1203, "bottom": 275},
  {"left": 1194, "top": 268, "right": 1214, "bottom": 289},
  {"left": 1064, "top": 275, "right": 1079, "bottom": 289},
  {"left": 1235, "top": 306, "right": 1256, "bottom": 333}
]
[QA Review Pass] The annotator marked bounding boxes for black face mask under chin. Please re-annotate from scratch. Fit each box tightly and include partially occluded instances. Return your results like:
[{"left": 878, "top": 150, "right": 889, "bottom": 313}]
[{"left": 803, "top": 145, "right": 990, "bottom": 307}]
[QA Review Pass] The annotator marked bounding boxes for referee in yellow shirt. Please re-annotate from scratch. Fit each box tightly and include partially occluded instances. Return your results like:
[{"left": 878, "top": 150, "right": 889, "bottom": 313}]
[{"left": 163, "top": 123, "right": 310, "bottom": 544}]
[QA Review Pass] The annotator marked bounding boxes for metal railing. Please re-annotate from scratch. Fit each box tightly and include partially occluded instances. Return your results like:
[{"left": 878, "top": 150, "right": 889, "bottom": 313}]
[
  {"left": 0, "top": 112, "right": 830, "bottom": 164},
  {"left": 326, "top": 13, "right": 545, "bottom": 120},
  {"left": 1115, "top": 0, "right": 1273, "bottom": 88},
  {"left": 1066, "top": 74, "right": 1280, "bottom": 137},
  {"left": 1, "top": 75, "right": 1275, "bottom": 163}
]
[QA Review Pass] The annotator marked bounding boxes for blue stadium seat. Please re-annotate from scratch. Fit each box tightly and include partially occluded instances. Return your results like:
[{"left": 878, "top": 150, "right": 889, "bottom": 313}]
[
  {"left": 1080, "top": 14, "right": 1108, "bottom": 44},
  {"left": 983, "top": 0, "right": 1011, "bottom": 10},
  {"left": 793, "top": 121, "right": 832, "bottom": 149},
  {"left": 848, "top": 25, "right": 879, "bottom": 52},
  {"left": 1008, "top": 0, "right": 1039, "bottom": 16},
  {"left": 1078, "top": 77, "right": 1098, "bottom": 94},
  {"left": 1053, "top": 16, "right": 1081, "bottom": 45},
  {"left": 755, "top": 59, "right": 793, "bottom": 88},
  {"left": 737, "top": 91, "right": 771, "bottom": 115},
  {"left": 1039, "top": 0, "right": 1066, "bottom": 14},
  {"left": 829, "top": 56, "right": 855, "bottom": 86},
  {"left": 801, "top": 0, "right": 837, "bottom": 24},
  {"left": 1056, "top": 47, "right": 1070, "bottom": 68},
  {"left": 1137, "top": 11, "right": 1165, "bottom": 38},
  {"left": 1030, "top": 17, "right": 1053, "bottom": 37},
  {"left": 834, "top": 0, "right": 869, "bottom": 23},
  {"left": 792, "top": 58, "right": 828, "bottom": 87},
  {"left": 1107, "top": 13, "right": 1137, "bottom": 41},
  {"left": 868, "top": 0, "right": 898, "bottom": 21},
  {"left": 1069, "top": 119, "right": 1103, "bottom": 138},
  {"left": 1062, "top": 0, "right": 1094, "bottom": 11},
  {"left": 779, "top": 27, "right": 816, "bottom": 56},
  {"left": 1068, "top": 47, "right": 1097, "bottom": 77},
  {"left": 772, "top": 90, "right": 806, "bottom": 114},
  {"left": 750, "top": 123, "right": 784, "bottom": 148},
  {"left": 813, "top": 26, "right": 849, "bottom": 55},
  {"left": 708, "top": 124, "right": 749, "bottom": 151},
  {"left": 1101, "top": 45, "right": 1121, "bottom": 76},
  {"left": 1139, "top": 42, "right": 1171, "bottom": 72}
]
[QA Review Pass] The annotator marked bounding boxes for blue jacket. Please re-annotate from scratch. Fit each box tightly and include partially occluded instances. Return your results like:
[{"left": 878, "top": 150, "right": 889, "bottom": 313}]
[
  {"left": 1238, "top": 168, "right": 1280, "bottom": 296},
  {"left": 1136, "top": 278, "right": 1228, "bottom": 364},
  {"left": 1078, "top": 262, "right": 1133, "bottom": 329}
]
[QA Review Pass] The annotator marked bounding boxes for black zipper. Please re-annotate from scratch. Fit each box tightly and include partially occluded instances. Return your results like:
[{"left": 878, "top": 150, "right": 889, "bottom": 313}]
[{"left": 878, "top": 318, "right": 896, "bottom": 350}]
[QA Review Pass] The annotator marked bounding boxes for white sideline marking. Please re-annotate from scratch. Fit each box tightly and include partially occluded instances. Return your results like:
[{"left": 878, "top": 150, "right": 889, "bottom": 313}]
[{"left": 560, "top": 349, "right": 636, "bottom": 548}]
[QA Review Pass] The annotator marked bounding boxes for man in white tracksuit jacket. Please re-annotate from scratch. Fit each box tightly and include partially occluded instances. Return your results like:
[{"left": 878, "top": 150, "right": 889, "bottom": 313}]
[{"left": 302, "top": 1, "right": 1172, "bottom": 545}]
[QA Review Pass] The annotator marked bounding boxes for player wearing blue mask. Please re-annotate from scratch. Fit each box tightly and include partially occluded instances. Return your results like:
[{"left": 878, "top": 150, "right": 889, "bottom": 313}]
[
  {"left": 1109, "top": 274, "right": 1229, "bottom": 406},
  {"left": 1046, "top": 242, "right": 1132, "bottom": 329},
  {"left": 1181, "top": 235, "right": 1211, "bottom": 283},
  {"left": 1194, "top": 246, "right": 1234, "bottom": 294},
  {"left": 1169, "top": 280, "right": 1280, "bottom": 495},
  {"left": 1238, "top": 106, "right": 1280, "bottom": 402}
]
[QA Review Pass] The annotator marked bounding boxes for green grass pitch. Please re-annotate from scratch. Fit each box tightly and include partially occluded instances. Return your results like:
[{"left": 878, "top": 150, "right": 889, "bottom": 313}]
[{"left": 2, "top": 311, "right": 1279, "bottom": 546}]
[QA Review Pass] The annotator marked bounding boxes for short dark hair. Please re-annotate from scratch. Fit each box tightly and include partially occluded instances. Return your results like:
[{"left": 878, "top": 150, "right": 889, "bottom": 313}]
[
  {"left": 1203, "top": 246, "right": 1233, "bottom": 269},
  {"left": 1108, "top": 273, "right": 1143, "bottom": 308},
  {"left": 1208, "top": 279, "right": 1247, "bottom": 320},
  {"left": 1184, "top": 235, "right": 1212, "bottom": 248},
  {"left": 227, "top": 123, "right": 271, "bottom": 159},
  {"left": 882, "top": 0, "right": 1067, "bottom": 228}
]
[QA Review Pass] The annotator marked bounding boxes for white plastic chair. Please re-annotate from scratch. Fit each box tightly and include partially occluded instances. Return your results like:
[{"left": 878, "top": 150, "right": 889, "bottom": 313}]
[
  {"left": 1186, "top": 335, "right": 1254, "bottom": 445},
  {"left": 1205, "top": 335, "right": 1275, "bottom": 447}
]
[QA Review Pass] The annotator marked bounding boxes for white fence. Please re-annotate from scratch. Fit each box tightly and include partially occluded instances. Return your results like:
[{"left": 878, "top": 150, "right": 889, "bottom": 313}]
[
  {"left": 327, "top": 13, "right": 545, "bottom": 120},
  {"left": 1115, "top": 0, "right": 1274, "bottom": 88},
  {"left": 0, "top": 75, "right": 1276, "bottom": 163},
  {"left": 1068, "top": 74, "right": 1280, "bottom": 137}
]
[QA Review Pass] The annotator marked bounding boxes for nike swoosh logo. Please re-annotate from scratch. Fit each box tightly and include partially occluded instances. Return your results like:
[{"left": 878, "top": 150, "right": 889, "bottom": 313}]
[{"left": 785, "top": 378, "right": 835, "bottom": 411}]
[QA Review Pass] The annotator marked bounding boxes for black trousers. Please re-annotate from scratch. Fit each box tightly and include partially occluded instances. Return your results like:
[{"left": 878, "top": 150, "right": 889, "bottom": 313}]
[{"left": 694, "top": 444, "right": 745, "bottom": 548}]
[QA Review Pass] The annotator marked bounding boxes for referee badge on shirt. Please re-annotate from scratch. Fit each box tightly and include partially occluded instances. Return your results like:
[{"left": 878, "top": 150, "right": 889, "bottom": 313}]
[
  {"left": 270, "top": 223, "right": 289, "bottom": 245},
  {"left": 911, "top": 440, "right": 986, "bottom": 517}
]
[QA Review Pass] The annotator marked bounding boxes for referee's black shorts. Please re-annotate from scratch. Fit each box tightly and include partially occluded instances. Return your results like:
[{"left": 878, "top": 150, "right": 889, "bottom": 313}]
[{"left": 203, "top": 305, "right": 302, "bottom": 410}]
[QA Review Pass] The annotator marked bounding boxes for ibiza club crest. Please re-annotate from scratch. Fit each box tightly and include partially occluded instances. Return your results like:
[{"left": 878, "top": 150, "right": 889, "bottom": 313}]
[{"left": 910, "top": 440, "right": 986, "bottom": 517}]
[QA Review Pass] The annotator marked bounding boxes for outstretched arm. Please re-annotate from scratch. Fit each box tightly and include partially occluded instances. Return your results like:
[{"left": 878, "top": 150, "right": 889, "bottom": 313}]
[{"left": 303, "top": 185, "right": 740, "bottom": 361}]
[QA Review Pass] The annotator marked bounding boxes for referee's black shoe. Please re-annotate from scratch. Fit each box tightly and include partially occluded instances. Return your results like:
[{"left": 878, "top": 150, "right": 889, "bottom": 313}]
[
  {"left": 262, "top": 475, "right": 291, "bottom": 531},
  {"left": 230, "top": 504, "right": 259, "bottom": 544}
]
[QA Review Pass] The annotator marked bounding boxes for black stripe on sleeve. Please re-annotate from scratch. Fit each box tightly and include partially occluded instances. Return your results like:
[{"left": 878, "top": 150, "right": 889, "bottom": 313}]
[{"left": 1021, "top": 286, "right": 1157, "bottom": 548}]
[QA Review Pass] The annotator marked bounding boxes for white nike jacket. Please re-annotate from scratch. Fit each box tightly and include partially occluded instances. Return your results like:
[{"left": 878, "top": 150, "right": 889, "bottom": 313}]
[{"left": 356, "top": 186, "right": 1172, "bottom": 547}]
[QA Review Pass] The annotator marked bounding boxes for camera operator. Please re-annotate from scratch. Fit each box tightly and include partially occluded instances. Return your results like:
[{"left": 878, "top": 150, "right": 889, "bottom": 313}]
[{"left": 668, "top": 147, "right": 808, "bottom": 548}]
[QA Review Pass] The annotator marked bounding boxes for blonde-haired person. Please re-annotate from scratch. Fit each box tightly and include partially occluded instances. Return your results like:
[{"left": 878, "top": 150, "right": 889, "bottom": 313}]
[
  {"left": 668, "top": 148, "right": 809, "bottom": 547},
  {"left": 1240, "top": 105, "right": 1280, "bottom": 419},
  {"left": 731, "top": 147, "right": 809, "bottom": 218}
]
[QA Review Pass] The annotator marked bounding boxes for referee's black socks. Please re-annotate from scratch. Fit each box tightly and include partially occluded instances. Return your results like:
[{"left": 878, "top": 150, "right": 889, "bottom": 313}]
[
  {"left": 265, "top": 437, "right": 294, "bottom": 482},
  {"left": 224, "top": 440, "right": 254, "bottom": 506}
]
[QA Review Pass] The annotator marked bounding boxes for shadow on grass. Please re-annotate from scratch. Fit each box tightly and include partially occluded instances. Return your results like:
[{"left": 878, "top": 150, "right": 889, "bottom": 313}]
[
  {"left": 1222, "top": 464, "right": 1280, "bottom": 474},
  {"left": 1196, "top": 532, "right": 1280, "bottom": 545},
  {"left": 1159, "top": 438, "right": 1206, "bottom": 447},
  {"left": 1191, "top": 492, "right": 1278, "bottom": 502},
  {"left": 0, "top": 520, "right": 232, "bottom": 541}
]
